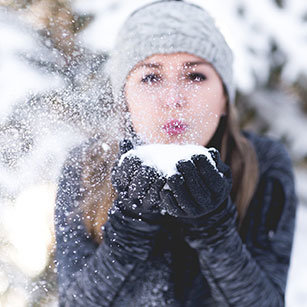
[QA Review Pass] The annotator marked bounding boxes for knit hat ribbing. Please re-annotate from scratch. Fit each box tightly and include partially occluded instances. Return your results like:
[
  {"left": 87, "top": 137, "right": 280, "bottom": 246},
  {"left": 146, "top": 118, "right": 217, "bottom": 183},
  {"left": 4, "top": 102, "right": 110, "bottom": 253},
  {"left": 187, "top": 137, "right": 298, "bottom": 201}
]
[{"left": 105, "top": 0, "right": 235, "bottom": 104}]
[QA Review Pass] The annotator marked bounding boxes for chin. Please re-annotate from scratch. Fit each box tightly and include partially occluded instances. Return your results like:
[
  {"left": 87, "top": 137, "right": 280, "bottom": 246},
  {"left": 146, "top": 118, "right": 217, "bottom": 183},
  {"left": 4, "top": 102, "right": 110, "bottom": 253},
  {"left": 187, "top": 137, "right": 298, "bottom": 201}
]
[
  {"left": 163, "top": 134, "right": 197, "bottom": 145},
  {"left": 144, "top": 132, "right": 204, "bottom": 146}
]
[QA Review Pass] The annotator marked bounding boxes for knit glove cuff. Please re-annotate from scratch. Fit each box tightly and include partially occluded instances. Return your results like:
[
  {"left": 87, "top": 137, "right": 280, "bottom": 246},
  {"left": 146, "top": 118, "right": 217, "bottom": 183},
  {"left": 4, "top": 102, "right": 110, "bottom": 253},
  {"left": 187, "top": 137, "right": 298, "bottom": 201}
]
[
  {"left": 182, "top": 196, "right": 238, "bottom": 248},
  {"left": 103, "top": 204, "right": 161, "bottom": 263}
]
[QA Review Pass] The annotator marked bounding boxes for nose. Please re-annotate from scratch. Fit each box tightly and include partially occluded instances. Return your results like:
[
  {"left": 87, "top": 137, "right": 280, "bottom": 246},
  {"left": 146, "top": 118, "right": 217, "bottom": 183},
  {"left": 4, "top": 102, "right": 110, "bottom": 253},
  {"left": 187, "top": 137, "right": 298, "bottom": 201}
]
[{"left": 162, "top": 81, "right": 186, "bottom": 109}]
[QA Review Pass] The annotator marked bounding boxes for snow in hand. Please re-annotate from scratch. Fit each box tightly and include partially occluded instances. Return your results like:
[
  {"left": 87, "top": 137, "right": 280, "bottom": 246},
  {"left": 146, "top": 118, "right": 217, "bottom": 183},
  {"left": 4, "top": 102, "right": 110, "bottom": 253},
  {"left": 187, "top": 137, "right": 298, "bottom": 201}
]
[{"left": 119, "top": 143, "right": 223, "bottom": 178}]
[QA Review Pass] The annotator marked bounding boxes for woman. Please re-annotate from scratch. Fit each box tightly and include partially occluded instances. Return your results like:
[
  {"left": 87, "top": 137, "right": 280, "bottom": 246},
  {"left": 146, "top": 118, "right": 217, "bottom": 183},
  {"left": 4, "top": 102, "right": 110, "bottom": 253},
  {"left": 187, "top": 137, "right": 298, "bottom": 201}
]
[{"left": 54, "top": 1, "right": 297, "bottom": 306}]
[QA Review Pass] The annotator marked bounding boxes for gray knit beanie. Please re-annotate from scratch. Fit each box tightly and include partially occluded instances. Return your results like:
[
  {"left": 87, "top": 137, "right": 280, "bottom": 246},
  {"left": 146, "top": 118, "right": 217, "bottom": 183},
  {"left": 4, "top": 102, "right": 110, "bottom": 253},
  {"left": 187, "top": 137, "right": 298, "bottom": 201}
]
[{"left": 105, "top": 0, "right": 235, "bottom": 105}]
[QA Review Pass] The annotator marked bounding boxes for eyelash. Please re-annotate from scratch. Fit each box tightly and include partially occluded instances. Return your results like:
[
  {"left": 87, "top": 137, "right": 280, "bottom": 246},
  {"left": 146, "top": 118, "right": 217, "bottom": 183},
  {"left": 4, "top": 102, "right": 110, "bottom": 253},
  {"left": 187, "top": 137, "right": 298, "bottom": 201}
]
[
  {"left": 141, "top": 73, "right": 161, "bottom": 84},
  {"left": 141, "top": 73, "right": 207, "bottom": 84},
  {"left": 187, "top": 73, "right": 207, "bottom": 82}
]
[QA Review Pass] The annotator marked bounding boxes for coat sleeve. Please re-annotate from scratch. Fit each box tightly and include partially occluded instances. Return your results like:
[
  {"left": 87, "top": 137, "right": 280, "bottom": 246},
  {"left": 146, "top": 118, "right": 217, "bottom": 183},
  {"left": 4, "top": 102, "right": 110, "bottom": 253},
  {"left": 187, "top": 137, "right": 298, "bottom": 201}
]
[
  {"left": 54, "top": 144, "right": 160, "bottom": 306},
  {"left": 183, "top": 139, "right": 297, "bottom": 306}
]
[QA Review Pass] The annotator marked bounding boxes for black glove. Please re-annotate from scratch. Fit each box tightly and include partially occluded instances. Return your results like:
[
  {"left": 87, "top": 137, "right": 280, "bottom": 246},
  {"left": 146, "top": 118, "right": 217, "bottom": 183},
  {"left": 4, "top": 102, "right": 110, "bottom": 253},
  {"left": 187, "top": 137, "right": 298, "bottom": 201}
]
[
  {"left": 103, "top": 138, "right": 166, "bottom": 264},
  {"left": 160, "top": 149, "right": 233, "bottom": 224},
  {"left": 111, "top": 138, "right": 166, "bottom": 222}
]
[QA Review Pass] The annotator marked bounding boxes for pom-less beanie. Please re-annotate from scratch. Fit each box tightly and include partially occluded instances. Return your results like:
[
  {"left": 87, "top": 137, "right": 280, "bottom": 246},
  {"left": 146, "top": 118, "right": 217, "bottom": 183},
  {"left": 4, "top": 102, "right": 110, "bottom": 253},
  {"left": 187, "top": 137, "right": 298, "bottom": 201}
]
[{"left": 105, "top": 0, "right": 235, "bottom": 104}]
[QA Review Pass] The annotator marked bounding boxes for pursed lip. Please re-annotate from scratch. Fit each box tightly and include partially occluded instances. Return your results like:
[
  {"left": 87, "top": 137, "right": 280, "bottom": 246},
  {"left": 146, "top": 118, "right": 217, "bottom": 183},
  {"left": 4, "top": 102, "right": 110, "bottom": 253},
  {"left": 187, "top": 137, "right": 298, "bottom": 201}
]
[{"left": 162, "top": 119, "right": 188, "bottom": 136}]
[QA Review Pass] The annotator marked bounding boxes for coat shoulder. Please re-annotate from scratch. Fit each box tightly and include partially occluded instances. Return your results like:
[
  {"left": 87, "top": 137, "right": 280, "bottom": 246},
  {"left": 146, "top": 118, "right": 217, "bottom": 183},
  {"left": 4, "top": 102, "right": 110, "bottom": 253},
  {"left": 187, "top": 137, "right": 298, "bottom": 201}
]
[{"left": 241, "top": 129, "right": 294, "bottom": 178}]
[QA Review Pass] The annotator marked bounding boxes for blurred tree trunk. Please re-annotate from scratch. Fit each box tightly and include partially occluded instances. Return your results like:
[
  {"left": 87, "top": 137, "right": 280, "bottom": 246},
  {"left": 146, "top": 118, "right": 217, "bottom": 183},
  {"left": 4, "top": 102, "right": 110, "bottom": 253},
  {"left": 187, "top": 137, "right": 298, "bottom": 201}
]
[
  {"left": 1, "top": 0, "right": 91, "bottom": 61},
  {"left": 28, "top": 0, "right": 76, "bottom": 59}
]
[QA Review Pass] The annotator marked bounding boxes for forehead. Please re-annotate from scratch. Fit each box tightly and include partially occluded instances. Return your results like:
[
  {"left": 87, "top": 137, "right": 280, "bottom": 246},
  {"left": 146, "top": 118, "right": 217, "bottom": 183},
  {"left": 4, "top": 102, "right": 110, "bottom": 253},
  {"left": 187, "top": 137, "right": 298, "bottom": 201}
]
[{"left": 133, "top": 52, "right": 209, "bottom": 70}]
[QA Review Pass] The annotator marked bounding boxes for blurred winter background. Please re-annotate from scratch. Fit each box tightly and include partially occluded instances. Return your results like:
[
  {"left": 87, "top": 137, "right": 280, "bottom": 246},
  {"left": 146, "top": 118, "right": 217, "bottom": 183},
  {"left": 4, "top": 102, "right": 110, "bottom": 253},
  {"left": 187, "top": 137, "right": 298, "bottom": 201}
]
[{"left": 0, "top": 0, "right": 306, "bottom": 305}]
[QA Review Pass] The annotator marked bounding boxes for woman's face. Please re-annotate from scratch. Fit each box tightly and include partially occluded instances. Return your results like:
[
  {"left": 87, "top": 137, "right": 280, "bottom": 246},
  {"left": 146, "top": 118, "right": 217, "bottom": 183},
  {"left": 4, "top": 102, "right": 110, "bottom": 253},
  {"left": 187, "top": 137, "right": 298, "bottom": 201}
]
[{"left": 124, "top": 52, "right": 227, "bottom": 146}]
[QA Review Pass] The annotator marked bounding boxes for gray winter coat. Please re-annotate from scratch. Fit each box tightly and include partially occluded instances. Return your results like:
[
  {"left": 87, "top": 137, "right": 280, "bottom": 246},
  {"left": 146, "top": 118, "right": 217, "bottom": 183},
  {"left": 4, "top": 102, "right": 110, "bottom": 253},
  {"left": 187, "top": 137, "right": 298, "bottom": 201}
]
[{"left": 54, "top": 130, "right": 297, "bottom": 306}]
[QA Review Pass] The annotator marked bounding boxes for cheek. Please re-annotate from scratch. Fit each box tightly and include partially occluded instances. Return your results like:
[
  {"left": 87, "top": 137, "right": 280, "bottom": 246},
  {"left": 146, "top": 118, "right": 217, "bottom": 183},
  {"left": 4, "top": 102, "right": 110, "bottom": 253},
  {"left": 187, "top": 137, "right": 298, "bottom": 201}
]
[
  {"left": 127, "top": 85, "right": 162, "bottom": 113},
  {"left": 129, "top": 96, "right": 156, "bottom": 120},
  {"left": 189, "top": 80, "right": 225, "bottom": 112},
  {"left": 190, "top": 92, "right": 224, "bottom": 117},
  {"left": 191, "top": 110, "right": 219, "bottom": 135},
  {"left": 125, "top": 90, "right": 159, "bottom": 133},
  {"left": 187, "top": 85, "right": 225, "bottom": 138}
]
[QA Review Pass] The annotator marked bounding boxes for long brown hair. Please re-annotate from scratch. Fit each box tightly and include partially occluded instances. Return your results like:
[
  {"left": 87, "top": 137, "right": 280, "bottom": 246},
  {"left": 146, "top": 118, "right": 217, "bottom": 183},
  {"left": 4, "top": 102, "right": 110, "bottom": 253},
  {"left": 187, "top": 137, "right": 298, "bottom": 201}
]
[{"left": 79, "top": 101, "right": 259, "bottom": 244}]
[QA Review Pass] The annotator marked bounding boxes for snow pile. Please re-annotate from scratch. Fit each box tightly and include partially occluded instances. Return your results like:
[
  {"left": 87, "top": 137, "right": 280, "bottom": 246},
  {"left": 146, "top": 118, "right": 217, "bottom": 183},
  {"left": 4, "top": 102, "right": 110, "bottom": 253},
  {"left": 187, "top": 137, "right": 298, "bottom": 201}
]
[{"left": 119, "top": 143, "right": 222, "bottom": 178}]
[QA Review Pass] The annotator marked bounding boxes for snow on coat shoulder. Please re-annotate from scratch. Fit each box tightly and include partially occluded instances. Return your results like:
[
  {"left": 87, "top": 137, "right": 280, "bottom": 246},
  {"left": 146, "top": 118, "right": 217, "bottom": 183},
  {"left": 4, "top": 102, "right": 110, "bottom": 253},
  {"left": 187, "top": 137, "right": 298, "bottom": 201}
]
[{"left": 119, "top": 143, "right": 223, "bottom": 178}]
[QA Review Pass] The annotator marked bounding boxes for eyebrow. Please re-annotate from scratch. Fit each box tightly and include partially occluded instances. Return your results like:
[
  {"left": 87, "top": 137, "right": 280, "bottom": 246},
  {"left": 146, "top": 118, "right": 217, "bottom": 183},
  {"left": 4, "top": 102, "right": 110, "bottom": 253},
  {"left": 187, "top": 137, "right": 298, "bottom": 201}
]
[
  {"left": 184, "top": 61, "right": 208, "bottom": 67},
  {"left": 133, "top": 61, "right": 208, "bottom": 70}
]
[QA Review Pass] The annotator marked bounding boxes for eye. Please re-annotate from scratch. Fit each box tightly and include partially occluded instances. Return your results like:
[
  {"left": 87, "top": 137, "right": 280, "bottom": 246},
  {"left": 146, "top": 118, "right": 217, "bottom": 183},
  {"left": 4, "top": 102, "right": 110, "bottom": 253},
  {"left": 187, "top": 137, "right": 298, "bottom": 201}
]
[
  {"left": 187, "top": 73, "right": 207, "bottom": 82},
  {"left": 141, "top": 73, "right": 161, "bottom": 84}
]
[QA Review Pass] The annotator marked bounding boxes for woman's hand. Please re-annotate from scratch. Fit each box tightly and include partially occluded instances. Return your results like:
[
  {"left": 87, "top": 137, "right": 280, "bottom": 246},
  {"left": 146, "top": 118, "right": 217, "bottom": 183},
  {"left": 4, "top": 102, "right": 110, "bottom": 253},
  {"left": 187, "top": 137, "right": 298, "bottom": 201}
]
[
  {"left": 111, "top": 139, "right": 166, "bottom": 222},
  {"left": 160, "top": 149, "right": 232, "bottom": 222},
  {"left": 103, "top": 139, "right": 166, "bottom": 263}
]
